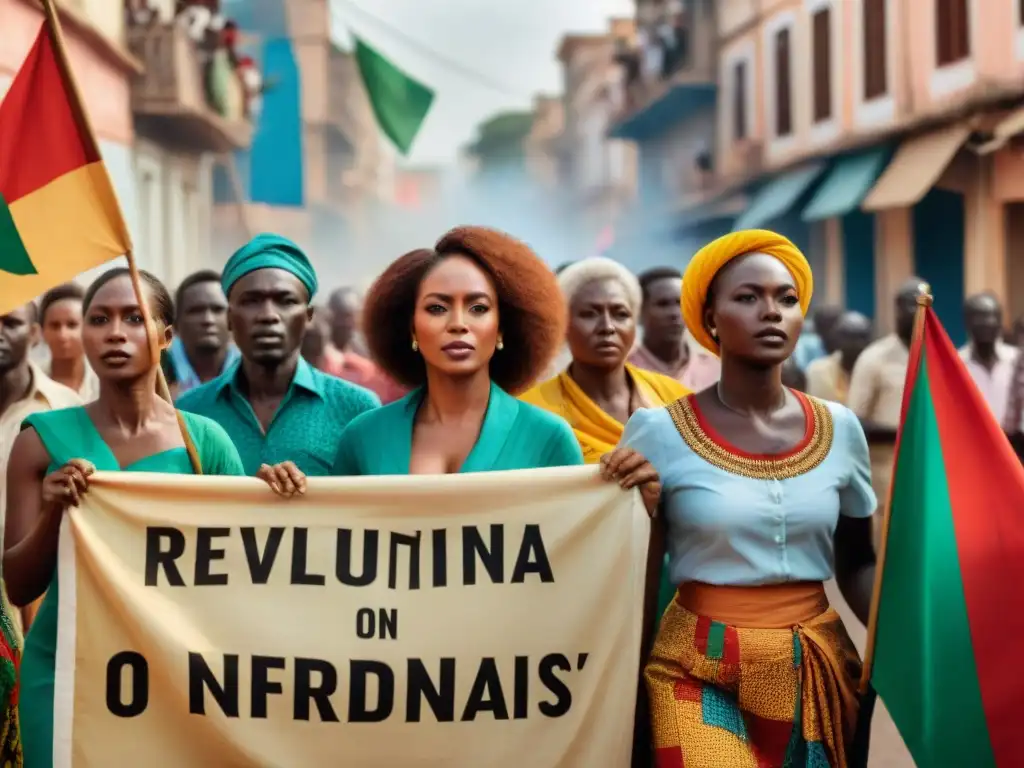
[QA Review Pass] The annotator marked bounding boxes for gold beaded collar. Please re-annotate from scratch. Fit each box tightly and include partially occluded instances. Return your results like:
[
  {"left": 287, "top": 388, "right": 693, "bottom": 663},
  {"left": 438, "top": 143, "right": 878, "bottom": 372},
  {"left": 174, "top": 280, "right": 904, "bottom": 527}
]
[{"left": 666, "top": 391, "right": 834, "bottom": 480}]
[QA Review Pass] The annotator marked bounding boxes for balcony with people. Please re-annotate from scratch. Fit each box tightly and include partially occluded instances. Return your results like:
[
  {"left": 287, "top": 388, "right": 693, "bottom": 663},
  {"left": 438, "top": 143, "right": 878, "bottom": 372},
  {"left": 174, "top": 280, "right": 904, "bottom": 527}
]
[
  {"left": 125, "top": 0, "right": 259, "bottom": 152},
  {"left": 609, "top": 0, "right": 715, "bottom": 143}
]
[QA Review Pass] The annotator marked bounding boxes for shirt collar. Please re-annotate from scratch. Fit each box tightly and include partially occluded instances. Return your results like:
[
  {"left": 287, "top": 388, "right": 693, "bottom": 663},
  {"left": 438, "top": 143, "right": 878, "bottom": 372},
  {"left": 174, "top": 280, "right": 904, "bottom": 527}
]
[
  {"left": 27, "top": 362, "right": 75, "bottom": 406},
  {"left": 217, "top": 356, "right": 325, "bottom": 401}
]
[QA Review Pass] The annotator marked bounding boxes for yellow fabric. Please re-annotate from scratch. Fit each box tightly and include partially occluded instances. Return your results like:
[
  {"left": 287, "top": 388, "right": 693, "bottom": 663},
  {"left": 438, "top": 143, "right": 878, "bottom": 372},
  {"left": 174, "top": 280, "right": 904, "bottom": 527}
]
[
  {"left": 1, "top": 163, "right": 130, "bottom": 315},
  {"left": 646, "top": 589, "right": 860, "bottom": 768},
  {"left": 681, "top": 229, "right": 813, "bottom": 354},
  {"left": 520, "top": 363, "right": 689, "bottom": 463}
]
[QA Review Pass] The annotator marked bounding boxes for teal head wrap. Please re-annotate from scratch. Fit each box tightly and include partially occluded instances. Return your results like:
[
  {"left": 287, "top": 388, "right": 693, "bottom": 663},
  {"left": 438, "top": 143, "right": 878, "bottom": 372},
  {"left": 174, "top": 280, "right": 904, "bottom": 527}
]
[{"left": 221, "top": 233, "right": 318, "bottom": 300}]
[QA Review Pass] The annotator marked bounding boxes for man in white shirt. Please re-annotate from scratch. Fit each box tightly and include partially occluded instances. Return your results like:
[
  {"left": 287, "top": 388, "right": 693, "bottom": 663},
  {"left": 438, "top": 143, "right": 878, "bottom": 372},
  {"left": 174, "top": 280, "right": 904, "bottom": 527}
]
[
  {"left": 0, "top": 301, "right": 80, "bottom": 642},
  {"left": 958, "top": 292, "right": 1018, "bottom": 425}
]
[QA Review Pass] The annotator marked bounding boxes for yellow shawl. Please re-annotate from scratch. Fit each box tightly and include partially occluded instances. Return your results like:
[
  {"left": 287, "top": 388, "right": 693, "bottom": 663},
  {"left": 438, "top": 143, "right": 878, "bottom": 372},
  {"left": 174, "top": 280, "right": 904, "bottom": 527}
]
[{"left": 520, "top": 363, "right": 689, "bottom": 464}]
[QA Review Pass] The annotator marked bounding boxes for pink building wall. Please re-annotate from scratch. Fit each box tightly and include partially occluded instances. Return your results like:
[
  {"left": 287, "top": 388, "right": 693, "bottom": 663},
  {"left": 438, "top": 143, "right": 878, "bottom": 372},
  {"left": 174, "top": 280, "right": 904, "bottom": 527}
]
[{"left": 0, "top": 0, "right": 132, "bottom": 144}]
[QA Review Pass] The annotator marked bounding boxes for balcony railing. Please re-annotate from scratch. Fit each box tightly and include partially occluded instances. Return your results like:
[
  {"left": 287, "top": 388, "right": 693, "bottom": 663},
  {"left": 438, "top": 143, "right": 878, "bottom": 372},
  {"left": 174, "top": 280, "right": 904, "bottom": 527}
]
[
  {"left": 612, "top": 0, "right": 715, "bottom": 126},
  {"left": 127, "top": 22, "right": 252, "bottom": 152}
]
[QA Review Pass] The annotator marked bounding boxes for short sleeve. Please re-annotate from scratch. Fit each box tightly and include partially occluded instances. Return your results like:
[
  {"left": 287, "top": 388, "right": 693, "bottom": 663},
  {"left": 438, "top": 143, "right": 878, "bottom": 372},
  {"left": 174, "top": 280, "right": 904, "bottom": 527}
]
[
  {"left": 184, "top": 414, "right": 245, "bottom": 476},
  {"left": 539, "top": 421, "right": 584, "bottom": 467},
  {"left": 621, "top": 406, "right": 677, "bottom": 477},
  {"left": 331, "top": 422, "right": 363, "bottom": 476},
  {"left": 846, "top": 352, "right": 877, "bottom": 420},
  {"left": 836, "top": 406, "right": 876, "bottom": 518}
]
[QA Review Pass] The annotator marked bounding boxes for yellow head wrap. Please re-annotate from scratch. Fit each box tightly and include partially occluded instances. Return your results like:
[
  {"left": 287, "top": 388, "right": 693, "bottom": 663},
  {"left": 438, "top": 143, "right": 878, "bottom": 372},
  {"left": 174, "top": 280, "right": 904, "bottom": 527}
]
[{"left": 682, "top": 229, "right": 813, "bottom": 354}]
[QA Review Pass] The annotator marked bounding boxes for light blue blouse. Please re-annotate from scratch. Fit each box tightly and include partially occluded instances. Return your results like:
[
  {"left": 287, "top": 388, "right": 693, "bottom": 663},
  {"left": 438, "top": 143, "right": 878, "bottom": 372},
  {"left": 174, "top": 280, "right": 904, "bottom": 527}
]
[{"left": 622, "top": 393, "right": 876, "bottom": 587}]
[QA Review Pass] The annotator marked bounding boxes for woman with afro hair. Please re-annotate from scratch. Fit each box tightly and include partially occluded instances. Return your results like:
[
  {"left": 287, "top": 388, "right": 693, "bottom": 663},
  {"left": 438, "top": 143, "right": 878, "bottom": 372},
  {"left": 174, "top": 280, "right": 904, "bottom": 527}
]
[{"left": 258, "top": 226, "right": 661, "bottom": 503}]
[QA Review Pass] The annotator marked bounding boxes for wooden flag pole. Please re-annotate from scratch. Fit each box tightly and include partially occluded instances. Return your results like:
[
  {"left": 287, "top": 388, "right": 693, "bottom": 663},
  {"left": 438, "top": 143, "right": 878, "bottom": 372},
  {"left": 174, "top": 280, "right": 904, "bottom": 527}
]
[
  {"left": 858, "top": 292, "right": 933, "bottom": 692},
  {"left": 39, "top": 0, "right": 202, "bottom": 473},
  {"left": 124, "top": 252, "right": 203, "bottom": 474}
]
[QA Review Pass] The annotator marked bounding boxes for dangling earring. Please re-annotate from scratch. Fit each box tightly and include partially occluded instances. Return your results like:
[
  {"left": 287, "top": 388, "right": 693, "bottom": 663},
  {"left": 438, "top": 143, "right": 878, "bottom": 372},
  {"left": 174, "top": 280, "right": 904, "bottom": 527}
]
[
  {"left": 411, "top": 339, "right": 419, "bottom": 352},
  {"left": 496, "top": 337, "right": 504, "bottom": 351},
  {"left": 710, "top": 329, "right": 718, "bottom": 342}
]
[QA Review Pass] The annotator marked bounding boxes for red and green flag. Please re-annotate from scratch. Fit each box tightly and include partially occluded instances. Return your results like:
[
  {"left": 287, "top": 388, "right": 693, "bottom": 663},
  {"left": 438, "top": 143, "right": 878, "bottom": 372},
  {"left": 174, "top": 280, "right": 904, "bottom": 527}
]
[
  {"left": 863, "top": 302, "right": 1024, "bottom": 766},
  {"left": 0, "top": 14, "right": 131, "bottom": 314}
]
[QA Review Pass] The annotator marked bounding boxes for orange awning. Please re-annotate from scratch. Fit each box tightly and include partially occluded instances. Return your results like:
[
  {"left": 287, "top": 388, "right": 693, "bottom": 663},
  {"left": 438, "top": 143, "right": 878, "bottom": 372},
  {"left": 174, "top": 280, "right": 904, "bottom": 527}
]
[{"left": 861, "top": 123, "right": 971, "bottom": 211}]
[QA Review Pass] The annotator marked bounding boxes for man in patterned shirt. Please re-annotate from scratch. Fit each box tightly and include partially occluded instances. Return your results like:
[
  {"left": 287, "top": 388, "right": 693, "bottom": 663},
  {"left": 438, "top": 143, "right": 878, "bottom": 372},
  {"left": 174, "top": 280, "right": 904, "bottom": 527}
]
[{"left": 177, "top": 234, "right": 380, "bottom": 476}]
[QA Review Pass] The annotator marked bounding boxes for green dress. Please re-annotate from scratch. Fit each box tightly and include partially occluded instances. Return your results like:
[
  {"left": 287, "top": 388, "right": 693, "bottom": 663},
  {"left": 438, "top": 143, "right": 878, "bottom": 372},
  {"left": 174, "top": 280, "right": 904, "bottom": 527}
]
[
  {"left": 331, "top": 382, "right": 584, "bottom": 475},
  {"left": 19, "top": 407, "right": 244, "bottom": 768}
]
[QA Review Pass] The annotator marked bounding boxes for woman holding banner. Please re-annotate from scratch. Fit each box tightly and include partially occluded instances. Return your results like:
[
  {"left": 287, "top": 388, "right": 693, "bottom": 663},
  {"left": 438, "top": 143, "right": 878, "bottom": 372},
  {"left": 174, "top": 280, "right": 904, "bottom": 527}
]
[
  {"left": 621, "top": 231, "right": 877, "bottom": 768},
  {"left": 2, "top": 269, "right": 284, "bottom": 768},
  {"left": 259, "top": 227, "right": 660, "bottom": 509}
]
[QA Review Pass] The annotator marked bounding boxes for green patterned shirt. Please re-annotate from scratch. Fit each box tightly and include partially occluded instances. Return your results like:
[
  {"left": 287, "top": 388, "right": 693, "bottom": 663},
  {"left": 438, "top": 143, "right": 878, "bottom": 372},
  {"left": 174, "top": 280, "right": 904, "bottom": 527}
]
[{"left": 176, "top": 357, "right": 380, "bottom": 476}]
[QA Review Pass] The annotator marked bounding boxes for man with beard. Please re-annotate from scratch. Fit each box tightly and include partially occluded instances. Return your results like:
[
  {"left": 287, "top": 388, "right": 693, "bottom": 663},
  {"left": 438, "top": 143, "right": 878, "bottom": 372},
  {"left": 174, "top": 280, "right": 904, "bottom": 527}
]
[
  {"left": 177, "top": 235, "right": 380, "bottom": 476},
  {"left": 167, "top": 270, "right": 239, "bottom": 398},
  {"left": 628, "top": 267, "right": 720, "bottom": 391},
  {"left": 0, "top": 302, "right": 79, "bottom": 640}
]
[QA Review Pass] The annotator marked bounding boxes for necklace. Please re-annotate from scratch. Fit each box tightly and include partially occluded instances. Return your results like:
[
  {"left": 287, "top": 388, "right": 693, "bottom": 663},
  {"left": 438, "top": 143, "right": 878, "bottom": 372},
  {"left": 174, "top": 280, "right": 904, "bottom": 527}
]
[{"left": 715, "top": 382, "right": 787, "bottom": 418}]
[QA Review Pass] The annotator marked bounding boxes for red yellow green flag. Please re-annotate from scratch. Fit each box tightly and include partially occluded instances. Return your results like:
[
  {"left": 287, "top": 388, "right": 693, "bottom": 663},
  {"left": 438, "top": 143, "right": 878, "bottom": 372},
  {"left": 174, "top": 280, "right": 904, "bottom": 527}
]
[
  {"left": 0, "top": 16, "right": 131, "bottom": 314},
  {"left": 865, "top": 303, "right": 1024, "bottom": 766}
]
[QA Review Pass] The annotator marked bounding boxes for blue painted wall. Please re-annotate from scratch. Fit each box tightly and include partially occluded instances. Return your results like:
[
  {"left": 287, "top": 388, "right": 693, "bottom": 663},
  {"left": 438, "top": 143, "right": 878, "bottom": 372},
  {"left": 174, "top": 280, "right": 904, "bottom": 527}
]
[
  {"left": 214, "top": 0, "right": 304, "bottom": 207},
  {"left": 914, "top": 189, "right": 965, "bottom": 345},
  {"left": 841, "top": 209, "right": 876, "bottom": 319}
]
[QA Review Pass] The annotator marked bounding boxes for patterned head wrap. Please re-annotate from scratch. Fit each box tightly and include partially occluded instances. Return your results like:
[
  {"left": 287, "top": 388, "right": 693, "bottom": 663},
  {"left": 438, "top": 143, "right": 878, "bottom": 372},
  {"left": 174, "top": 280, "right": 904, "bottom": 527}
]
[
  {"left": 221, "top": 233, "right": 318, "bottom": 300},
  {"left": 682, "top": 229, "right": 813, "bottom": 354}
]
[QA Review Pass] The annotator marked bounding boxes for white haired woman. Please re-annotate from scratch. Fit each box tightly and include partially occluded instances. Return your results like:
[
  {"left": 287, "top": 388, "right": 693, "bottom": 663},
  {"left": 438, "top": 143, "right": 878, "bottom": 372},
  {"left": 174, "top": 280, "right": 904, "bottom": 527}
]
[
  {"left": 521, "top": 256, "right": 690, "bottom": 462},
  {"left": 520, "top": 256, "right": 687, "bottom": 763}
]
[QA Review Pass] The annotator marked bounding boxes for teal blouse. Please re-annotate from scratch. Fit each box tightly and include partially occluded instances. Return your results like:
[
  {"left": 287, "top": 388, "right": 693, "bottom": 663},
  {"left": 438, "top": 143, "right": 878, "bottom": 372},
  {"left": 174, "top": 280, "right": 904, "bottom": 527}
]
[
  {"left": 331, "top": 382, "right": 584, "bottom": 475},
  {"left": 19, "top": 406, "right": 244, "bottom": 768}
]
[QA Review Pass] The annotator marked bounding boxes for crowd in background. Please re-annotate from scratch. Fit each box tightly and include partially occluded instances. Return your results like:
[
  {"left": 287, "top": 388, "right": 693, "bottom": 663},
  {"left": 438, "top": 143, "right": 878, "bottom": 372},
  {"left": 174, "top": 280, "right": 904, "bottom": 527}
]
[{"left": 0, "top": 227, "right": 1021, "bottom": 767}]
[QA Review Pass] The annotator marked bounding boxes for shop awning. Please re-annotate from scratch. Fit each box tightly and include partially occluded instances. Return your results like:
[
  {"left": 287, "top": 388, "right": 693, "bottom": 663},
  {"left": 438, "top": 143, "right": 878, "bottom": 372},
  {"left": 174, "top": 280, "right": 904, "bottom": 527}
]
[
  {"left": 974, "top": 106, "right": 1024, "bottom": 154},
  {"left": 733, "top": 162, "right": 827, "bottom": 230},
  {"left": 801, "top": 146, "right": 891, "bottom": 221},
  {"left": 861, "top": 123, "right": 970, "bottom": 211}
]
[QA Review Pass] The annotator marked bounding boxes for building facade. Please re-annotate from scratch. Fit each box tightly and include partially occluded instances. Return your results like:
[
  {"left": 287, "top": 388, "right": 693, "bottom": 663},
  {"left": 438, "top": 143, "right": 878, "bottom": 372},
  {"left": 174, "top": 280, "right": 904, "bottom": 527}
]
[
  {"left": 556, "top": 21, "right": 638, "bottom": 263},
  {"left": 127, "top": 0, "right": 253, "bottom": 287},
  {"left": 1, "top": 0, "right": 138, "bottom": 284},
  {"left": 608, "top": 0, "right": 720, "bottom": 270},
  {"left": 211, "top": 0, "right": 392, "bottom": 289},
  {"left": 629, "top": 0, "right": 1024, "bottom": 343}
]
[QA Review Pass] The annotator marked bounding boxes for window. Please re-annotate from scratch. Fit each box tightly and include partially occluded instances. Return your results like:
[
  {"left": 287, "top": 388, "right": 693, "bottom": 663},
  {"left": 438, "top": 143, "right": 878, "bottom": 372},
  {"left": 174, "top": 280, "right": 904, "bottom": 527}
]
[
  {"left": 863, "top": 0, "right": 888, "bottom": 99},
  {"left": 733, "top": 60, "right": 748, "bottom": 140},
  {"left": 774, "top": 28, "right": 793, "bottom": 137},
  {"left": 936, "top": 0, "right": 970, "bottom": 67},
  {"left": 812, "top": 8, "right": 832, "bottom": 122}
]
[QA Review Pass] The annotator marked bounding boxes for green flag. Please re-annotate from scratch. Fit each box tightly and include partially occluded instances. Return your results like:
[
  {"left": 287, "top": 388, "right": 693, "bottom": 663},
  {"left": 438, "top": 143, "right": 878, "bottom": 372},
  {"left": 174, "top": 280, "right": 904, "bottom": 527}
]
[
  {"left": 863, "top": 303, "right": 1024, "bottom": 766},
  {"left": 354, "top": 37, "right": 434, "bottom": 155}
]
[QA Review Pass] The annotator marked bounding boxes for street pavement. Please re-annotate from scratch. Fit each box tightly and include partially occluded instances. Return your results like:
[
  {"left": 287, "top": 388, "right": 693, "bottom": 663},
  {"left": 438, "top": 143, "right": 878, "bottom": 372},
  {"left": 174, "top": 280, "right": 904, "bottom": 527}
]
[{"left": 825, "top": 581, "right": 916, "bottom": 767}]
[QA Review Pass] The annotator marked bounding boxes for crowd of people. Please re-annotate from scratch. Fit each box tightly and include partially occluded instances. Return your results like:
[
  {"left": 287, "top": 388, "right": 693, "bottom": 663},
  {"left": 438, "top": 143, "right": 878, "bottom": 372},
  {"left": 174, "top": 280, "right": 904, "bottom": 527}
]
[{"left": 0, "top": 223, "right": 1013, "bottom": 766}]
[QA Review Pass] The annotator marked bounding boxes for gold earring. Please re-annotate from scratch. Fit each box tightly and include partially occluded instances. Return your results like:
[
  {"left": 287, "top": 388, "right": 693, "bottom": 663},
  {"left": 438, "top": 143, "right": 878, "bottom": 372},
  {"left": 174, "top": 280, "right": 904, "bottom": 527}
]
[
  {"left": 411, "top": 339, "right": 419, "bottom": 352},
  {"left": 496, "top": 338, "right": 504, "bottom": 351}
]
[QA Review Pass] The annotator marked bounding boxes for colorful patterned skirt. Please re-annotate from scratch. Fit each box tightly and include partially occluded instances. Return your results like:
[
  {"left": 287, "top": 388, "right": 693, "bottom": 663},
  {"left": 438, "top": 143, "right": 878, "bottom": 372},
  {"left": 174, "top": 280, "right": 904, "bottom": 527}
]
[
  {"left": 646, "top": 581, "right": 860, "bottom": 768},
  {"left": 0, "top": 597, "right": 23, "bottom": 768}
]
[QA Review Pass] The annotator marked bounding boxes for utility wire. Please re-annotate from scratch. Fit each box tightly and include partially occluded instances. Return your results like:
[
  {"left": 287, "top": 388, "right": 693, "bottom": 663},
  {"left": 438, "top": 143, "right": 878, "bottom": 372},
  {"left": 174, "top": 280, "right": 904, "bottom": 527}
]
[{"left": 330, "top": 0, "right": 532, "bottom": 100}]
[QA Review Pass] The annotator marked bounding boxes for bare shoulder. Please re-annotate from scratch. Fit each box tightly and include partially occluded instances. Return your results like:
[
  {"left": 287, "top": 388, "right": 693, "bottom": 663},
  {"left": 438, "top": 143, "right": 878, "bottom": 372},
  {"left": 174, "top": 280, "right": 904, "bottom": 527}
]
[{"left": 8, "top": 427, "right": 50, "bottom": 475}]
